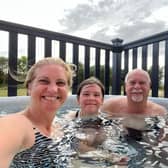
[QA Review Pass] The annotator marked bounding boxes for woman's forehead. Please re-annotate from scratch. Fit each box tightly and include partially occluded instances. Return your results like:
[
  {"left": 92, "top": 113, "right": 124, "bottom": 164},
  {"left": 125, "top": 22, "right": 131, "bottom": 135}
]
[{"left": 81, "top": 84, "right": 101, "bottom": 91}]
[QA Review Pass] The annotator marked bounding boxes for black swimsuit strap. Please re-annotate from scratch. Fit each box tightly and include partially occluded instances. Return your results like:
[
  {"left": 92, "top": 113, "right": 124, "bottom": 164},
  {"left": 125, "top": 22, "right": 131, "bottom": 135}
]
[{"left": 75, "top": 110, "right": 80, "bottom": 118}]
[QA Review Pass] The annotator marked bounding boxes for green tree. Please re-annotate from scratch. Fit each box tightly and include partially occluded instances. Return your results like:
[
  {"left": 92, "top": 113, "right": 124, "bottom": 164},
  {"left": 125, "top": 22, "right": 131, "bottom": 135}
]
[
  {"left": 0, "top": 56, "right": 8, "bottom": 85},
  {"left": 0, "top": 56, "right": 8, "bottom": 73},
  {"left": 75, "top": 62, "right": 84, "bottom": 84},
  {"left": 7, "top": 56, "right": 28, "bottom": 83},
  {"left": 89, "top": 65, "right": 112, "bottom": 85},
  {"left": 17, "top": 56, "right": 28, "bottom": 75}
]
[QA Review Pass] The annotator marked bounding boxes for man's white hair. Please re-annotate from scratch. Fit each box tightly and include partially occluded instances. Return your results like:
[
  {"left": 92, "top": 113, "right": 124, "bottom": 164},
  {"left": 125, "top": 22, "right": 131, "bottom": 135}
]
[{"left": 124, "top": 68, "right": 151, "bottom": 84}]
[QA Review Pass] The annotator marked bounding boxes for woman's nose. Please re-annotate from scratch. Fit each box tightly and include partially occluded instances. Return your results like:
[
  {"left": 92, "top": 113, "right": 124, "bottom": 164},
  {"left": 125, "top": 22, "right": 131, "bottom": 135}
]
[
  {"left": 88, "top": 94, "right": 95, "bottom": 99},
  {"left": 48, "top": 83, "right": 58, "bottom": 92}
]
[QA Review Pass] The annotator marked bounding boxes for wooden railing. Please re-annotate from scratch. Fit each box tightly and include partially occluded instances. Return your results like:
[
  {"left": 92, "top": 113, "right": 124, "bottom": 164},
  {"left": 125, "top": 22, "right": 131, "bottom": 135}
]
[{"left": 0, "top": 20, "right": 168, "bottom": 97}]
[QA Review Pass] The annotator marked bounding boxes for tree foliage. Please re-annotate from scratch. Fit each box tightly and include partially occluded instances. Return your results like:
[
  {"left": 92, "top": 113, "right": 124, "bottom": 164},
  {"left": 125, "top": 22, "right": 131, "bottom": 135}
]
[
  {"left": 0, "top": 56, "right": 165, "bottom": 89},
  {"left": 0, "top": 56, "right": 8, "bottom": 85},
  {"left": 0, "top": 56, "right": 28, "bottom": 84},
  {"left": 17, "top": 56, "right": 28, "bottom": 75}
]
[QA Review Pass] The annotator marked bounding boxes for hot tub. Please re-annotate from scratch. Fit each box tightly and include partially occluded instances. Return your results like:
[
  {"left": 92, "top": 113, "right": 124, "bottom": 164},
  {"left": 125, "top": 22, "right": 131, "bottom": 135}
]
[
  {"left": 1, "top": 95, "right": 168, "bottom": 115},
  {"left": 1, "top": 95, "right": 168, "bottom": 167}
]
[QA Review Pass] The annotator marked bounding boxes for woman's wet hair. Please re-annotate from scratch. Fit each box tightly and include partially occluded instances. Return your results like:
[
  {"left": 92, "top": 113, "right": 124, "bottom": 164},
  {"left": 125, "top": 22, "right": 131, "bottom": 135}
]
[
  {"left": 24, "top": 57, "right": 76, "bottom": 88},
  {"left": 76, "top": 76, "right": 105, "bottom": 98}
]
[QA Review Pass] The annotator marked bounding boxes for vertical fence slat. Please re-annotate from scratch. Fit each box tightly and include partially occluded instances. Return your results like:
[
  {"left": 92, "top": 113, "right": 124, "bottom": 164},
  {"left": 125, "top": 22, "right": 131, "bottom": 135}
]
[
  {"left": 28, "top": 35, "right": 36, "bottom": 68},
  {"left": 95, "top": 48, "right": 100, "bottom": 79},
  {"left": 112, "top": 51, "right": 121, "bottom": 94},
  {"left": 142, "top": 45, "right": 147, "bottom": 70},
  {"left": 45, "top": 38, "right": 52, "bottom": 57},
  {"left": 59, "top": 40, "right": 66, "bottom": 61},
  {"left": 8, "top": 32, "right": 18, "bottom": 96},
  {"left": 123, "top": 49, "right": 129, "bottom": 95},
  {"left": 132, "top": 48, "right": 137, "bottom": 68},
  {"left": 72, "top": 43, "right": 79, "bottom": 94},
  {"left": 111, "top": 39, "right": 123, "bottom": 95},
  {"left": 124, "top": 49, "right": 129, "bottom": 74},
  {"left": 104, "top": 49, "right": 110, "bottom": 94},
  {"left": 84, "top": 46, "right": 90, "bottom": 79},
  {"left": 151, "top": 42, "right": 159, "bottom": 97},
  {"left": 164, "top": 40, "right": 168, "bottom": 97}
]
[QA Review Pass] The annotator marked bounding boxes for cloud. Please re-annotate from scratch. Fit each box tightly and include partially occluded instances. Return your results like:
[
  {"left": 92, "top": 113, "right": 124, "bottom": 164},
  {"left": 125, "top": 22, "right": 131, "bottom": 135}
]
[
  {"left": 115, "top": 21, "right": 167, "bottom": 43},
  {"left": 59, "top": 0, "right": 168, "bottom": 43},
  {"left": 60, "top": 3, "right": 98, "bottom": 31},
  {"left": 90, "top": 27, "right": 113, "bottom": 43}
]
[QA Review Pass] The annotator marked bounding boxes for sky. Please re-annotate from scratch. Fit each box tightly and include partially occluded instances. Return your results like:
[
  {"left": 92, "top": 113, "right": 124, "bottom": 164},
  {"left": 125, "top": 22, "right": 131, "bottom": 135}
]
[{"left": 1, "top": 0, "right": 168, "bottom": 45}]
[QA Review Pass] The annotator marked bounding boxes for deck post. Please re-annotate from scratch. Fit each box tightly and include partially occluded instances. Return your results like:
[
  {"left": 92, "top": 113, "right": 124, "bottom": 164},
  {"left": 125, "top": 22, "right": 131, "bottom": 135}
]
[{"left": 111, "top": 38, "right": 123, "bottom": 95}]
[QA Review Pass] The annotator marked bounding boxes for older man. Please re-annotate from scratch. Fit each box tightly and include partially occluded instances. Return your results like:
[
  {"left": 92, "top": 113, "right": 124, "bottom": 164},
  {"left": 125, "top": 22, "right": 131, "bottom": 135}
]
[{"left": 101, "top": 69, "right": 167, "bottom": 117}]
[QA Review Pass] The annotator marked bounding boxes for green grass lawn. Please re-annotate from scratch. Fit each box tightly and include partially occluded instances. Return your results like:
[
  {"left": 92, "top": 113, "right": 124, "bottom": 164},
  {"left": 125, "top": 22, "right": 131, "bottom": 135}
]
[
  {"left": 0, "top": 86, "right": 27, "bottom": 97},
  {"left": 0, "top": 86, "right": 7, "bottom": 96}
]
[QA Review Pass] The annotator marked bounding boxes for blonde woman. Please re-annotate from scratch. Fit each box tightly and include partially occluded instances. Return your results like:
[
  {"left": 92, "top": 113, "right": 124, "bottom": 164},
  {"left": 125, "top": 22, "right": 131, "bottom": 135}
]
[{"left": 0, "top": 57, "right": 75, "bottom": 168}]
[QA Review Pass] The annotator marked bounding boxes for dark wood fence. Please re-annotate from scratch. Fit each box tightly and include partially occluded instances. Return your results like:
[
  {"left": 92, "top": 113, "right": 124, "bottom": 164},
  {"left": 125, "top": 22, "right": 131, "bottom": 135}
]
[{"left": 0, "top": 20, "right": 168, "bottom": 97}]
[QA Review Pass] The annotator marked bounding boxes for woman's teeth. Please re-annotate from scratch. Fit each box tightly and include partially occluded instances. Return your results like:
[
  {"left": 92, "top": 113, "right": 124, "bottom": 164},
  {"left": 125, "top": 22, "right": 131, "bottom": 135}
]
[{"left": 44, "top": 96, "right": 60, "bottom": 101}]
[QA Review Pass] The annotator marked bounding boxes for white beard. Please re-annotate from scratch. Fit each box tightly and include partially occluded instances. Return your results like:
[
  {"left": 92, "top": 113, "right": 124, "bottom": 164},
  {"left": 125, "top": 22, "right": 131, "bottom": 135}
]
[{"left": 131, "top": 94, "right": 144, "bottom": 102}]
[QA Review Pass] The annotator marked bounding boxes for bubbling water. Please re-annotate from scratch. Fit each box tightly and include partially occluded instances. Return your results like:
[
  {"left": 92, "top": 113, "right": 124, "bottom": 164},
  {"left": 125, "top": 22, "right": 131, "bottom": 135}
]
[
  {"left": 2, "top": 108, "right": 168, "bottom": 168},
  {"left": 56, "top": 112, "right": 168, "bottom": 168}
]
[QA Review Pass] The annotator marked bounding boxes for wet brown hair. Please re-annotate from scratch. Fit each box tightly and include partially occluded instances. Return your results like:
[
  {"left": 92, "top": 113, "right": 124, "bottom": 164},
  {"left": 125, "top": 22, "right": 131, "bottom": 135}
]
[{"left": 76, "top": 76, "right": 105, "bottom": 98}]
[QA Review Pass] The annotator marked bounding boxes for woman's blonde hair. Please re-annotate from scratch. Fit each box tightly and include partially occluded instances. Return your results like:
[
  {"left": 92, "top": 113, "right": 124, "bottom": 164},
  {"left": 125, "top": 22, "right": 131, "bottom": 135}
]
[{"left": 25, "top": 57, "right": 76, "bottom": 88}]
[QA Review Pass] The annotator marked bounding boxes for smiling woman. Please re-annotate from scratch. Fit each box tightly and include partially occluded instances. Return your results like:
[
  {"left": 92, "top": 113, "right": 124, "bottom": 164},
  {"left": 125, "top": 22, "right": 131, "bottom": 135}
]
[
  {"left": 64, "top": 77, "right": 105, "bottom": 120},
  {"left": 0, "top": 57, "right": 77, "bottom": 168}
]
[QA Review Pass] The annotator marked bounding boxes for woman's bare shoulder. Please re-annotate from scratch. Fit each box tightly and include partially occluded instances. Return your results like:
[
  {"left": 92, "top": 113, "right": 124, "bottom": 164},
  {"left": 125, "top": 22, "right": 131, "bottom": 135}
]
[
  {"left": 0, "top": 113, "right": 34, "bottom": 140},
  {"left": 0, "top": 113, "right": 27, "bottom": 124},
  {"left": 0, "top": 113, "right": 32, "bottom": 125},
  {"left": 0, "top": 113, "right": 35, "bottom": 160}
]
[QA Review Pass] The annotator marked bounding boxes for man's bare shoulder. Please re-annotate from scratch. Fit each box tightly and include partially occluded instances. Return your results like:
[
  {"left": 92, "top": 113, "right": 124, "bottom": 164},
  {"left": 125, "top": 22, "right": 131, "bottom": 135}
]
[
  {"left": 101, "top": 96, "right": 126, "bottom": 112},
  {"left": 104, "top": 96, "right": 126, "bottom": 104},
  {"left": 148, "top": 100, "right": 167, "bottom": 116}
]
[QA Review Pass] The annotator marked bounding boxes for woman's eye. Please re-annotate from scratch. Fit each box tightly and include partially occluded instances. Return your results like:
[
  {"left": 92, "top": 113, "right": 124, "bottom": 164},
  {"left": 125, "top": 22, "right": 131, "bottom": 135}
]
[
  {"left": 56, "top": 81, "right": 66, "bottom": 86},
  {"left": 38, "top": 79, "right": 49, "bottom": 84},
  {"left": 83, "top": 93, "right": 89, "bottom": 96},
  {"left": 95, "top": 94, "right": 101, "bottom": 97}
]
